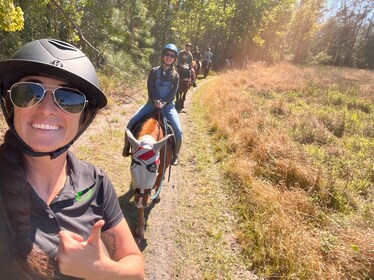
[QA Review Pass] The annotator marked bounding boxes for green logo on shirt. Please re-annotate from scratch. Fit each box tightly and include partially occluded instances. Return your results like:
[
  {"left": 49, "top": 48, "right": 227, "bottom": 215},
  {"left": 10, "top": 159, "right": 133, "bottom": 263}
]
[{"left": 75, "top": 188, "right": 93, "bottom": 202}]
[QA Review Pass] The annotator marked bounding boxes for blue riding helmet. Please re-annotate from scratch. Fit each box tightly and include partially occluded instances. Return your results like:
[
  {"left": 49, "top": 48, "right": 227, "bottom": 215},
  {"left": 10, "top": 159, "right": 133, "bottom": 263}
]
[{"left": 162, "top": 44, "right": 179, "bottom": 57}]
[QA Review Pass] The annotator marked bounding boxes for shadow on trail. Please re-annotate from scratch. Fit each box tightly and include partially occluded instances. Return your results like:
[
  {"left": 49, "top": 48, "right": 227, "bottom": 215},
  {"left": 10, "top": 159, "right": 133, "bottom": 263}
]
[{"left": 118, "top": 186, "right": 156, "bottom": 251}]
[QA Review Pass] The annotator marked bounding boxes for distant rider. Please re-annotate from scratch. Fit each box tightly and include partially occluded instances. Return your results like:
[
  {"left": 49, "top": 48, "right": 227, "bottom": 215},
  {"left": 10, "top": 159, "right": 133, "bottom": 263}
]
[
  {"left": 204, "top": 47, "right": 213, "bottom": 65},
  {"left": 178, "top": 42, "right": 197, "bottom": 87}
]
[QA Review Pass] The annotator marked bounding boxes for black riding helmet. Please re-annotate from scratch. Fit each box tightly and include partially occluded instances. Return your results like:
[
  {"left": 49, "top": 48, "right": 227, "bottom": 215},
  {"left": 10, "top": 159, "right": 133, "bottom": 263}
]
[{"left": 0, "top": 38, "right": 107, "bottom": 159}]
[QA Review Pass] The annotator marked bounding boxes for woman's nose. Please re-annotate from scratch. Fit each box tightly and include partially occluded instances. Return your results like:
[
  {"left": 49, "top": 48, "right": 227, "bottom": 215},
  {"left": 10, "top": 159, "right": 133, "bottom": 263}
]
[{"left": 37, "top": 90, "right": 58, "bottom": 113}]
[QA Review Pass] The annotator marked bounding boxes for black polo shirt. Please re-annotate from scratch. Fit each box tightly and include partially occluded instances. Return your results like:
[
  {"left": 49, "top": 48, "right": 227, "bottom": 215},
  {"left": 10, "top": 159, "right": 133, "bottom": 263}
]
[{"left": 30, "top": 151, "right": 123, "bottom": 278}]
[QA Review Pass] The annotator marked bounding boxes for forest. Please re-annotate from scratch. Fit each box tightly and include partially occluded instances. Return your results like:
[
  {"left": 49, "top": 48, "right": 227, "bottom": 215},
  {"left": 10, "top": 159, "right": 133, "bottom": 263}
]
[{"left": 1, "top": 0, "right": 374, "bottom": 82}]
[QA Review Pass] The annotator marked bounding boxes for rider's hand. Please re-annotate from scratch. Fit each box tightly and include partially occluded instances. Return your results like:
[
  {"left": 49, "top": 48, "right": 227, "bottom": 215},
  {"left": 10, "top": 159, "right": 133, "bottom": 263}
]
[
  {"left": 158, "top": 102, "right": 165, "bottom": 109},
  {"left": 154, "top": 99, "right": 164, "bottom": 109},
  {"left": 57, "top": 220, "right": 110, "bottom": 278}
]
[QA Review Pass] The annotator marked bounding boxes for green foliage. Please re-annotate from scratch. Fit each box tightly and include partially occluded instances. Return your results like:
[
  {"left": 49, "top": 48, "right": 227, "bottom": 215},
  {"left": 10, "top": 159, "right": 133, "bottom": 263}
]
[
  {"left": 0, "top": 0, "right": 24, "bottom": 31},
  {"left": 307, "top": 51, "right": 333, "bottom": 65}
]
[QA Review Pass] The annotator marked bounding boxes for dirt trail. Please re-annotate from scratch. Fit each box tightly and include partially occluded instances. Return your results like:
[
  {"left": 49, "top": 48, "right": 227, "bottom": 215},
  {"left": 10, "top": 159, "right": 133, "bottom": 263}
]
[{"left": 75, "top": 76, "right": 254, "bottom": 279}]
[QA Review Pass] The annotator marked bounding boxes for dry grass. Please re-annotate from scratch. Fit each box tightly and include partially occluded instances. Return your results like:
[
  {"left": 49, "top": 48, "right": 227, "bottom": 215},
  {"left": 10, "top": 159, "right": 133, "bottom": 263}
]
[{"left": 200, "top": 62, "right": 374, "bottom": 279}]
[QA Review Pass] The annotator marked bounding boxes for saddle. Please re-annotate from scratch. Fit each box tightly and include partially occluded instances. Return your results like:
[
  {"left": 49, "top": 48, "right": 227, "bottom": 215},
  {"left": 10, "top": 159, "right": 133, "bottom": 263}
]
[{"left": 130, "top": 112, "right": 176, "bottom": 153}]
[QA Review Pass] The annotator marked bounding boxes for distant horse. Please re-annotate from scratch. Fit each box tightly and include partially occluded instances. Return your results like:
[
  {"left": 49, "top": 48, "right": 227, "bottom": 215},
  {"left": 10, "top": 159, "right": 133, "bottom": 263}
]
[
  {"left": 193, "top": 59, "right": 201, "bottom": 77},
  {"left": 176, "top": 64, "right": 191, "bottom": 110},
  {"left": 202, "top": 58, "right": 211, "bottom": 78},
  {"left": 126, "top": 113, "right": 173, "bottom": 240}
]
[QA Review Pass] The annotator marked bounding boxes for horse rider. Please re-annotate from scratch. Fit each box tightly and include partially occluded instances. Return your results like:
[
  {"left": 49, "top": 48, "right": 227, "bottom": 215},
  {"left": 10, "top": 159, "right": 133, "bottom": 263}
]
[
  {"left": 123, "top": 43, "right": 182, "bottom": 165},
  {"left": 192, "top": 45, "right": 202, "bottom": 75},
  {"left": 204, "top": 47, "right": 213, "bottom": 65},
  {"left": 177, "top": 42, "right": 197, "bottom": 87}
]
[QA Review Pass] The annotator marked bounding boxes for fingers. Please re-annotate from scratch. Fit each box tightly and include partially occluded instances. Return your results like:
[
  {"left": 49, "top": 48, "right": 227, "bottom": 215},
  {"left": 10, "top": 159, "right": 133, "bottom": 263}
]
[
  {"left": 57, "top": 230, "right": 84, "bottom": 264},
  {"left": 59, "top": 230, "right": 84, "bottom": 248},
  {"left": 87, "top": 220, "right": 105, "bottom": 247}
]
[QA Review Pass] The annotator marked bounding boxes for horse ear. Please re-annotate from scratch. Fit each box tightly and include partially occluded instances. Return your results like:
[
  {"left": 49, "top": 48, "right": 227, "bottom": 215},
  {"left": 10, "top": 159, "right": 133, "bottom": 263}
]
[
  {"left": 126, "top": 129, "right": 140, "bottom": 150},
  {"left": 153, "top": 134, "right": 173, "bottom": 153}
]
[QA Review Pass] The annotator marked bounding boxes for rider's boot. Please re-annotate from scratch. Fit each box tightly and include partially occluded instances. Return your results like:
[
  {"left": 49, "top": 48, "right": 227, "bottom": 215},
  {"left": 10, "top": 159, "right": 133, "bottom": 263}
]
[
  {"left": 171, "top": 139, "right": 182, "bottom": 165},
  {"left": 122, "top": 133, "right": 131, "bottom": 157}
]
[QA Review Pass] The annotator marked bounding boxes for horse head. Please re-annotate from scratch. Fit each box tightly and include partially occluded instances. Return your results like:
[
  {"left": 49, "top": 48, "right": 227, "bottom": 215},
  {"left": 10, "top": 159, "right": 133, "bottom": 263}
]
[{"left": 126, "top": 128, "right": 172, "bottom": 190}]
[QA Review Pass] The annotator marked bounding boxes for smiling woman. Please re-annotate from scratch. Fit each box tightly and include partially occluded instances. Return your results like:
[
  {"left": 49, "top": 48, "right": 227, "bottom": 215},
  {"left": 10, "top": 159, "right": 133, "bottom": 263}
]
[
  {"left": 0, "top": 39, "right": 144, "bottom": 279},
  {"left": 11, "top": 76, "right": 82, "bottom": 154}
]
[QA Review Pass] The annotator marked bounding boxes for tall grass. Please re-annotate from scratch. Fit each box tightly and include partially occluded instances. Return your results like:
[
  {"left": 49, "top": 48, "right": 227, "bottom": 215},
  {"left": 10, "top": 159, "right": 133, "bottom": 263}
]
[{"left": 200, "top": 62, "right": 374, "bottom": 279}]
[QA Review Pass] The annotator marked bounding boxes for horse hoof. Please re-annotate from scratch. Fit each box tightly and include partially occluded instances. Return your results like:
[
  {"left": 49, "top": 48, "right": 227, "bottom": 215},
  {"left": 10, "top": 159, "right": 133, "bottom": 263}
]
[{"left": 135, "top": 227, "right": 144, "bottom": 241}]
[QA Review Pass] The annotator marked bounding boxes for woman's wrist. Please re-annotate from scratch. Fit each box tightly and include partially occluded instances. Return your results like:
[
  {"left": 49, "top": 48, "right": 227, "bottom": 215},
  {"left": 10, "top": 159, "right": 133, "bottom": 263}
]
[{"left": 88, "top": 256, "right": 144, "bottom": 280}]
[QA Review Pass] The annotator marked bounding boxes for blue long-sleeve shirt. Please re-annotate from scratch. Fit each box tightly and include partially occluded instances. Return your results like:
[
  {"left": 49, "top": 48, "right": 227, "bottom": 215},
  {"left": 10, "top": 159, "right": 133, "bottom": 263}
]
[{"left": 147, "top": 66, "right": 179, "bottom": 105}]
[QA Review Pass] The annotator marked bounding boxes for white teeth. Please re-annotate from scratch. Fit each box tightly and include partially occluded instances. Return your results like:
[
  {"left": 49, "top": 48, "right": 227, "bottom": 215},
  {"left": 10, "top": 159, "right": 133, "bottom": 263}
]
[{"left": 32, "top": 123, "right": 59, "bottom": 131}]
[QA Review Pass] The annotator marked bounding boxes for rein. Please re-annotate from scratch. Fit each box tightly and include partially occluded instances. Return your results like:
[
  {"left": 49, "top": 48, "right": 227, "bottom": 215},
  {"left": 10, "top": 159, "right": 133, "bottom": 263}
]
[{"left": 151, "top": 110, "right": 170, "bottom": 201}]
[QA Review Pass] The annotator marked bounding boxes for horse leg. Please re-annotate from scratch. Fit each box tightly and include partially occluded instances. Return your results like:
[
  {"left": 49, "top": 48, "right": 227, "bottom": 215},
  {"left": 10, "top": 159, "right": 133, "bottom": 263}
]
[
  {"left": 134, "top": 189, "right": 149, "bottom": 240},
  {"left": 182, "top": 88, "right": 187, "bottom": 107},
  {"left": 176, "top": 90, "right": 181, "bottom": 110},
  {"left": 135, "top": 207, "right": 145, "bottom": 240},
  {"left": 154, "top": 194, "right": 161, "bottom": 204},
  {"left": 153, "top": 184, "right": 162, "bottom": 204},
  {"left": 152, "top": 172, "right": 164, "bottom": 204}
]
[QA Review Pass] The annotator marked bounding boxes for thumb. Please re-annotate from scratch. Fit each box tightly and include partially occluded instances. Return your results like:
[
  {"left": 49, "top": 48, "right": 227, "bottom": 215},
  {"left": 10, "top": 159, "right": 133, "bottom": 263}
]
[{"left": 86, "top": 220, "right": 105, "bottom": 247}]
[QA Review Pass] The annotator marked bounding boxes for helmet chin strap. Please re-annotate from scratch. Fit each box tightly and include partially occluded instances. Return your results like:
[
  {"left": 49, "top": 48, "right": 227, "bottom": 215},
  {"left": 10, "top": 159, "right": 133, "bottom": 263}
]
[
  {"left": 20, "top": 139, "right": 72, "bottom": 159},
  {"left": 7, "top": 108, "right": 97, "bottom": 160}
]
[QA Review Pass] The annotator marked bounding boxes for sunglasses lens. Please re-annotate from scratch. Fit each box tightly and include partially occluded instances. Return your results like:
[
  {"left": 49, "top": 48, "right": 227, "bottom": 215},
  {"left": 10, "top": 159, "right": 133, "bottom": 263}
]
[
  {"left": 165, "top": 53, "right": 175, "bottom": 58},
  {"left": 10, "top": 83, "right": 44, "bottom": 108},
  {"left": 54, "top": 88, "right": 86, "bottom": 114},
  {"left": 10, "top": 82, "right": 86, "bottom": 114}
]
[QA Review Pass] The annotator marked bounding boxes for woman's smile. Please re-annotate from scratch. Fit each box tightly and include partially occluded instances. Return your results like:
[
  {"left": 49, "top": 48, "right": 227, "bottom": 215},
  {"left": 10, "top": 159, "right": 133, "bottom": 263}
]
[{"left": 32, "top": 122, "right": 60, "bottom": 131}]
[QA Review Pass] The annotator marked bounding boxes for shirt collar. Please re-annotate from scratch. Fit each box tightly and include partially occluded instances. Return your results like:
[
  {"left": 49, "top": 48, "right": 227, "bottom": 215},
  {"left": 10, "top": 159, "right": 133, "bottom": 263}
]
[
  {"left": 66, "top": 151, "right": 96, "bottom": 193},
  {"left": 30, "top": 152, "right": 96, "bottom": 206}
]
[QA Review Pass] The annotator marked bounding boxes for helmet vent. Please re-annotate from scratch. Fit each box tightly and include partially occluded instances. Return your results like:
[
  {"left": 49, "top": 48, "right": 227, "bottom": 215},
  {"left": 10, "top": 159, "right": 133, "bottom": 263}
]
[{"left": 48, "top": 39, "right": 77, "bottom": 51}]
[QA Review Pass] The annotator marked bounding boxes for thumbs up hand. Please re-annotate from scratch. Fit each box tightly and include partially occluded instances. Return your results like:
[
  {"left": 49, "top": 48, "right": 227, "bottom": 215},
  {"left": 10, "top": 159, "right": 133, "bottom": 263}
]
[{"left": 57, "top": 220, "right": 109, "bottom": 278}]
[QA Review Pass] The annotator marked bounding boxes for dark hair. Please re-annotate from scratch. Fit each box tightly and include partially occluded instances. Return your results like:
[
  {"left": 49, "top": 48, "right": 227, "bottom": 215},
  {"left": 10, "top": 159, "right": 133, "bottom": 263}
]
[{"left": 0, "top": 130, "right": 53, "bottom": 279}]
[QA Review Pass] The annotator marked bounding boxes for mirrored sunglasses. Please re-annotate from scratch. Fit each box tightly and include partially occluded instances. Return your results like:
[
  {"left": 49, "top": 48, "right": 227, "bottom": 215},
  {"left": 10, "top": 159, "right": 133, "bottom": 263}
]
[
  {"left": 164, "top": 52, "right": 176, "bottom": 58},
  {"left": 8, "top": 82, "right": 88, "bottom": 114}
]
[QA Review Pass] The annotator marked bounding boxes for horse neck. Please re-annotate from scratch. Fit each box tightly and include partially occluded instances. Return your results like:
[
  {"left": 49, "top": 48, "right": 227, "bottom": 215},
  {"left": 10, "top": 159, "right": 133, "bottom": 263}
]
[{"left": 137, "top": 118, "right": 164, "bottom": 141}]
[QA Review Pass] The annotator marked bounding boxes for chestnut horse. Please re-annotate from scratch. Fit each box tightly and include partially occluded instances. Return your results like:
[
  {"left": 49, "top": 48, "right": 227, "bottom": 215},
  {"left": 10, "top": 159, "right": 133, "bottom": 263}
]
[
  {"left": 176, "top": 63, "right": 191, "bottom": 110},
  {"left": 125, "top": 113, "right": 173, "bottom": 239}
]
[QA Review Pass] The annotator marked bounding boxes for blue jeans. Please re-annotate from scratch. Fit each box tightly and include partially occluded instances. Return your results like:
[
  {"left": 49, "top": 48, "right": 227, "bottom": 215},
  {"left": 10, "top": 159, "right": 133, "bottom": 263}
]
[{"left": 127, "top": 101, "right": 183, "bottom": 141}]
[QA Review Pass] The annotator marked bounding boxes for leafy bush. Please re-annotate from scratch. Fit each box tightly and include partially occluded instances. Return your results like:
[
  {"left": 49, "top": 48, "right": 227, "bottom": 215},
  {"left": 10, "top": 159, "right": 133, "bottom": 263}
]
[{"left": 308, "top": 52, "right": 333, "bottom": 66}]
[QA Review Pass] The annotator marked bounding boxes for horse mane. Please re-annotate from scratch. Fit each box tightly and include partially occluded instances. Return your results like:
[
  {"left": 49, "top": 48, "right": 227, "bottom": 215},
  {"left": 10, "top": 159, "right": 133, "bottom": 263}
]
[{"left": 138, "top": 117, "right": 163, "bottom": 140}]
